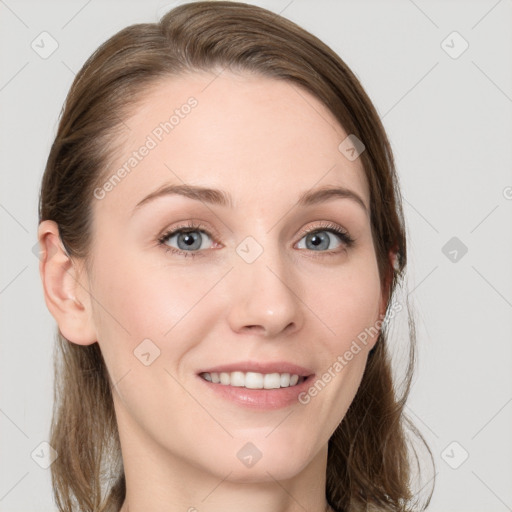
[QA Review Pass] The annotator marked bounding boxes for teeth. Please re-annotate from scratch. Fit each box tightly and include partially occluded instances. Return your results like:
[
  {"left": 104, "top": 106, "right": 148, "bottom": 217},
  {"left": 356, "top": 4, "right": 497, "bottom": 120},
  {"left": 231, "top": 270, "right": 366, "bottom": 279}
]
[
  {"left": 230, "top": 371, "right": 245, "bottom": 387},
  {"left": 263, "top": 373, "right": 281, "bottom": 389},
  {"left": 200, "top": 371, "right": 304, "bottom": 389}
]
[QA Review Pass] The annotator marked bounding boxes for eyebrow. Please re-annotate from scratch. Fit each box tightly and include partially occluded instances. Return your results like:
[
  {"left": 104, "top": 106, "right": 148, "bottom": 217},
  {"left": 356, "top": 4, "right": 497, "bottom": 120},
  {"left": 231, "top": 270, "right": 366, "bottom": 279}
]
[{"left": 133, "top": 183, "right": 368, "bottom": 214}]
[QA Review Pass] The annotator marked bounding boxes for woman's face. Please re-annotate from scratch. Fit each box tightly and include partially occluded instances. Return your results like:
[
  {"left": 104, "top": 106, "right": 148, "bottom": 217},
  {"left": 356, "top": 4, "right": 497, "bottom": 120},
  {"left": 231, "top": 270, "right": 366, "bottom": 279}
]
[{"left": 84, "top": 71, "right": 387, "bottom": 483}]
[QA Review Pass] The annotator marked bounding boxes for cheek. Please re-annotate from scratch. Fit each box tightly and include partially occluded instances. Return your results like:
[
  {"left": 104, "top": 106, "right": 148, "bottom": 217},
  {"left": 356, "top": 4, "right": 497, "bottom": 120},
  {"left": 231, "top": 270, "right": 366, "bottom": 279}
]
[
  {"left": 89, "top": 249, "right": 229, "bottom": 371},
  {"left": 87, "top": 253, "right": 168, "bottom": 361},
  {"left": 298, "top": 260, "right": 381, "bottom": 438},
  {"left": 313, "top": 256, "right": 382, "bottom": 353},
  {"left": 91, "top": 236, "right": 200, "bottom": 326}
]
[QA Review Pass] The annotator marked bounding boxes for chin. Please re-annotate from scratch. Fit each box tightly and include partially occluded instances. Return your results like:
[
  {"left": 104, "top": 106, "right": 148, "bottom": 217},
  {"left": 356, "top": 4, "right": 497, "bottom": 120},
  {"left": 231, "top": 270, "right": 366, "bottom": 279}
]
[{"left": 203, "top": 442, "right": 315, "bottom": 484}]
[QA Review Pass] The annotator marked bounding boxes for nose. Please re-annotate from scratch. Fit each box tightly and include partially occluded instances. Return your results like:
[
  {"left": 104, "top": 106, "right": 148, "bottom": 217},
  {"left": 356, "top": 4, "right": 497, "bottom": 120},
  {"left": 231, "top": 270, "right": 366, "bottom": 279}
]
[{"left": 226, "top": 246, "right": 304, "bottom": 338}]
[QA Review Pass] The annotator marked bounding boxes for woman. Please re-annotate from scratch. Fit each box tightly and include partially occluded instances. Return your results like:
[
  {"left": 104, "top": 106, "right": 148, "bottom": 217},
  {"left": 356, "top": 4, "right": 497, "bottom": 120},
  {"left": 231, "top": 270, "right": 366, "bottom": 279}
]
[{"left": 37, "top": 2, "right": 434, "bottom": 511}]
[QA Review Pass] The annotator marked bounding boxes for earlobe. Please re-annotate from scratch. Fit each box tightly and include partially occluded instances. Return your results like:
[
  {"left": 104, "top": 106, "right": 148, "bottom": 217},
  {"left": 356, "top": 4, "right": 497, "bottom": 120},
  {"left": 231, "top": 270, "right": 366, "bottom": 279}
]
[{"left": 37, "top": 220, "right": 97, "bottom": 346}]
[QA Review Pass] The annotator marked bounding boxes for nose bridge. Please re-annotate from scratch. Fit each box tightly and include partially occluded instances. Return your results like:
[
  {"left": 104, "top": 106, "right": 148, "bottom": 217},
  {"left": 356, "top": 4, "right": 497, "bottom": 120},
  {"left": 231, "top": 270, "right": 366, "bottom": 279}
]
[{"left": 226, "top": 232, "right": 303, "bottom": 337}]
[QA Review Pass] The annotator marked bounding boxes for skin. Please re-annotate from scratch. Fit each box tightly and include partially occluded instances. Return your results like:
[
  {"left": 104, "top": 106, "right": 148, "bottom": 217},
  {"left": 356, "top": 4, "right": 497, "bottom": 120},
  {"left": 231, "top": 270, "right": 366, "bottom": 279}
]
[{"left": 39, "top": 70, "right": 393, "bottom": 512}]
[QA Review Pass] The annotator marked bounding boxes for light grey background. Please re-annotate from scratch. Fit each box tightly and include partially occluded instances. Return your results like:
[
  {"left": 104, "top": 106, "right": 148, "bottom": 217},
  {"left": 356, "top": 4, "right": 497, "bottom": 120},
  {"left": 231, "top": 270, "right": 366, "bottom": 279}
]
[{"left": 1, "top": 0, "right": 511, "bottom": 510}]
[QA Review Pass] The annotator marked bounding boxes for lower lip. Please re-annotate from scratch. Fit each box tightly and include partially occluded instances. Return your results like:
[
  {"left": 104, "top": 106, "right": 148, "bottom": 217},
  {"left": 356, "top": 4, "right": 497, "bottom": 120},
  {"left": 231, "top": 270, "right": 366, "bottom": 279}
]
[{"left": 197, "top": 374, "right": 315, "bottom": 410}]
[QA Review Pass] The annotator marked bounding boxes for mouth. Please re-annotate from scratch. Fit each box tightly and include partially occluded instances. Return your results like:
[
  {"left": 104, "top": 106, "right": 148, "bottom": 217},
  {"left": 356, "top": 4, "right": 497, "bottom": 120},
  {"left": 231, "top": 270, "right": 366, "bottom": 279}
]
[
  {"left": 196, "top": 362, "right": 315, "bottom": 409},
  {"left": 199, "top": 371, "right": 307, "bottom": 389},
  {"left": 197, "top": 361, "right": 313, "bottom": 390}
]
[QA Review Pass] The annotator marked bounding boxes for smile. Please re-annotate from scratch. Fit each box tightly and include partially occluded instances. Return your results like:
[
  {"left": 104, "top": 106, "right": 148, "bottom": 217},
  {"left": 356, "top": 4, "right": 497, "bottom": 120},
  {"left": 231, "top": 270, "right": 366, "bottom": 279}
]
[{"left": 200, "top": 371, "right": 305, "bottom": 389}]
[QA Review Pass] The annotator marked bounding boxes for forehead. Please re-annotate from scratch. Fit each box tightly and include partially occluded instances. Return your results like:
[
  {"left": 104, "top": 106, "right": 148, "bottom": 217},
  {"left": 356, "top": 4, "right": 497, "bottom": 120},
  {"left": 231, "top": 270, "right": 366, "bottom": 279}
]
[{"left": 95, "top": 71, "right": 369, "bottom": 216}]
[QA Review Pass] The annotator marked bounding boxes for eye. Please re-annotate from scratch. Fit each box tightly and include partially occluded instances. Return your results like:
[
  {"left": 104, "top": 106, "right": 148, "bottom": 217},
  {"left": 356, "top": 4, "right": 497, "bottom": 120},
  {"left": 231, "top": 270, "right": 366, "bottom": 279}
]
[
  {"left": 296, "top": 221, "right": 354, "bottom": 254},
  {"left": 158, "top": 221, "right": 215, "bottom": 258}
]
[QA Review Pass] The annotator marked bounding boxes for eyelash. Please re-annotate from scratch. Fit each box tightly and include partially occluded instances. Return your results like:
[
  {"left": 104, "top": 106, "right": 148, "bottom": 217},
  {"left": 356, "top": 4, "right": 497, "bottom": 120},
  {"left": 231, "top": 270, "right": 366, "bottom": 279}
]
[{"left": 157, "top": 220, "right": 355, "bottom": 259}]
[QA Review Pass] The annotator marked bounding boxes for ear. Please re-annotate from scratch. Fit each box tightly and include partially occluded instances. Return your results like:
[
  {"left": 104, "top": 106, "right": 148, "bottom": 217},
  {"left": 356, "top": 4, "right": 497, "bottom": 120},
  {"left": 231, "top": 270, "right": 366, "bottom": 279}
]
[
  {"left": 37, "top": 220, "right": 97, "bottom": 345},
  {"left": 378, "top": 247, "right": 399, "bottom": 319}
]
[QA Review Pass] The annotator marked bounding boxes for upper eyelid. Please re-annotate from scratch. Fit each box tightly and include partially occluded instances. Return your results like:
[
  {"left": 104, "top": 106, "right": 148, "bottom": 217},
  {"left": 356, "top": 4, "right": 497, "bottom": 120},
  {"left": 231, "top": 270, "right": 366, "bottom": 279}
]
[
  {"left": 160, "top": 221, "right": 348, "bottom": 236},
  {"left": 158, "top": 220, "right": 218, "bottom": 240}
]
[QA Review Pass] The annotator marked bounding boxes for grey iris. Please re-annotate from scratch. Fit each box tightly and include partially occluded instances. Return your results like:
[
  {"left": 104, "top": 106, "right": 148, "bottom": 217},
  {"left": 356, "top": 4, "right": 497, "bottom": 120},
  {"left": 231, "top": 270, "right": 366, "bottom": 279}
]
[
  {"left": 178, "top": 232, "right": 202, "bottom": 251},
  {"left": 306, "top": 231, "right": 330, "bottom": 251}
]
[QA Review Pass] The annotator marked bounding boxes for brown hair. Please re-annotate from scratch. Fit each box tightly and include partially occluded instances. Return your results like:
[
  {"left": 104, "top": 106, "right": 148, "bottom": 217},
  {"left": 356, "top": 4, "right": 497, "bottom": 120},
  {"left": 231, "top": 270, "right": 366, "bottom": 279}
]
[{"left": 39, "top": 2, "right": 434, "bottom": 510}]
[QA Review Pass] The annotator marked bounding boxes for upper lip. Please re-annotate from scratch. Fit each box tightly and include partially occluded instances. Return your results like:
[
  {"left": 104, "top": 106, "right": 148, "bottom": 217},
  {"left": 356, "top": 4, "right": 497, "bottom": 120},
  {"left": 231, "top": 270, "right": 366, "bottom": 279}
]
[{"left": 198, "top": 361, "right": 314, "bottom": 377}]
